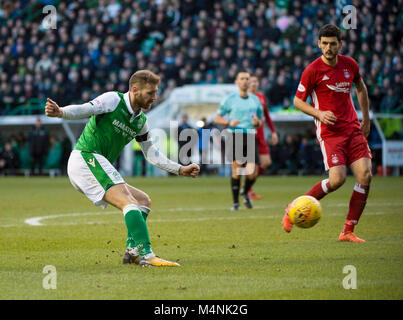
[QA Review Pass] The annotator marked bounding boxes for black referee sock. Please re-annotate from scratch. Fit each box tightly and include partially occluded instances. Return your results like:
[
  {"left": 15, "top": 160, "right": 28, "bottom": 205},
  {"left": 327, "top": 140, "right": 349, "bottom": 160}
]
[
  {"left": 243, "top": 177, "right": 256, "bottom": 195},
  {"left": 231, "top": 178, "right": 240, "bottom": 204}
]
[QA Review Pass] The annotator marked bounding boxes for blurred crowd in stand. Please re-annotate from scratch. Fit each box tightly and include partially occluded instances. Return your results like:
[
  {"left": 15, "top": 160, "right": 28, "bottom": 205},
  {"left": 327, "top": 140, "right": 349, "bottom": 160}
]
[
  {"left": 0, "top": 0, "right": 401, "bottom": 115},
  {"left": 0, "top": 0, "right": 401, "bottom": 175}
]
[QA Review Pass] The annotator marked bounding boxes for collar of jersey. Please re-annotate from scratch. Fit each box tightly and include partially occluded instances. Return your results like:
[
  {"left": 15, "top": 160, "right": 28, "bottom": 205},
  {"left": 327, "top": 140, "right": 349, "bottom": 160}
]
[{"left": 123, "top": 92, "right": 141, "bottom": 117}]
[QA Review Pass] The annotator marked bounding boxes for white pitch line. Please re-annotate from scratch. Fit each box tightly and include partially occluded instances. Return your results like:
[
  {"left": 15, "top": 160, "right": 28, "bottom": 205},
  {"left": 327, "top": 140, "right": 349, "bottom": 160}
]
[
  {"left": 21, "top": 200, "right": 401, "bottom": 226},
  {"left": 24, "top": 211, "right": 118, "bottom": 226},
  {"left": 22, "top": 205, "right": 281, "bottom": 227},
  {"left": 14, "top": 204, "right": 399, "bottom": 227}
]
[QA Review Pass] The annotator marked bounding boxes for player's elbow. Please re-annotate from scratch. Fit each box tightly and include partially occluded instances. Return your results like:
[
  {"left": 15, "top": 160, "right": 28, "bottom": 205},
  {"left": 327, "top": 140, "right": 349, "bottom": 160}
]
[{"left": 293, "top": 96, "right": 302, "bottom": 109}]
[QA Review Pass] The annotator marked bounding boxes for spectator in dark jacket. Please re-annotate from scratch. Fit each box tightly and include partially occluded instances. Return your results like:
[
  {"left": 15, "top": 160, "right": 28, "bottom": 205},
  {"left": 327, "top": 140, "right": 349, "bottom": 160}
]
[
  {"left": 0, "top": 141, "right": 20, "bottom": 175},
  {"left": 28, "top": 118, "right": 49, "bottom": 175},
  {"left": 178, "top": 113, "right": 195, "bottom": 166}
]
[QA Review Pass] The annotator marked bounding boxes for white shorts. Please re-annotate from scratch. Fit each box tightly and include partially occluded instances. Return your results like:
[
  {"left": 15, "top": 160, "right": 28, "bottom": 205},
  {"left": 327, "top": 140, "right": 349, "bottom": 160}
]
[{"left": 67, "top": 150, "right": 125, "bottom": 208}]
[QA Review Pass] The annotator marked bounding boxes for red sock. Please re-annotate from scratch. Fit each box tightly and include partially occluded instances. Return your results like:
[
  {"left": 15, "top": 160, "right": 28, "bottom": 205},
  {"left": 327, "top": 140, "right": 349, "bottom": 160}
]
[
  {"left": 258, "top": 165, "right": 265, "bottom": 176},
  {"left": 305, "top": 179, "right": 331, "bottom": 200},
  {"left": 343, "top": 184, "right": 369, "bottom": 234}
]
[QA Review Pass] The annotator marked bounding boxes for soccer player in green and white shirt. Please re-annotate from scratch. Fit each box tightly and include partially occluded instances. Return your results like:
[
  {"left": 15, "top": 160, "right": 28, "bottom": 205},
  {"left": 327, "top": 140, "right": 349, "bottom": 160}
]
[{"left": 45, "top": 70, "right": 200, "bottom": 267}]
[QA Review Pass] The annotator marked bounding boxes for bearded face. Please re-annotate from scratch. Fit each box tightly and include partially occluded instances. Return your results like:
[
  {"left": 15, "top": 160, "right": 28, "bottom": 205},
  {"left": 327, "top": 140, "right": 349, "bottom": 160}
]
[
  {"left": 133, "top": 83, "right": 158, "bottom": 110},
  {"left": 318, "top": 36, "right": 341, "bottom": 62}
]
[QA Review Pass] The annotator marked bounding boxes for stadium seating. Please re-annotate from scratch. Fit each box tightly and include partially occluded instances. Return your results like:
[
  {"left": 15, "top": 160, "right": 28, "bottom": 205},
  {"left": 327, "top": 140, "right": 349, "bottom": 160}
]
[
  {"left": 0, "top": 0, "right": 401, "bottom": 115},
  {"left": 0, "top": 0, "right": 401, "bottom": 175}
]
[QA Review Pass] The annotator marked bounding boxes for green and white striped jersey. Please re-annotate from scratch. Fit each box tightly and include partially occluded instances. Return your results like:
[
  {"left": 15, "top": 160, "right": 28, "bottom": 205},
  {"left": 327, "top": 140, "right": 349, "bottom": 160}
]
[{"left": 74, "top": 91, "right": 148, "bottom": 164}]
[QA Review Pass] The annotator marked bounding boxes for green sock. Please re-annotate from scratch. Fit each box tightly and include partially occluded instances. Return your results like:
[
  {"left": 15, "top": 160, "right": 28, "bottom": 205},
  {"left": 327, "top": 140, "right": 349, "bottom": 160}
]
[
  {"left": 126, "top": 206, "right": 151, "bottom": 249},
  {"left": 123, "top": 204, "right": 152, "bottom": 256},
  {"left": 126, "top": 232, "right": 136, "bottom": 249}
]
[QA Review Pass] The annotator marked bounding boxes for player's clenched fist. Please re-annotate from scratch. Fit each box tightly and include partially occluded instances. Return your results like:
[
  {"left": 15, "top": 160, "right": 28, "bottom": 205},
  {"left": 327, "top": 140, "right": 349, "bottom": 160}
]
[
  {"left": 45, "top": 98, "right": 63, "bottom": 118},
  {"left": 179, "top": 163, "right": 200, "bottom": 178}
]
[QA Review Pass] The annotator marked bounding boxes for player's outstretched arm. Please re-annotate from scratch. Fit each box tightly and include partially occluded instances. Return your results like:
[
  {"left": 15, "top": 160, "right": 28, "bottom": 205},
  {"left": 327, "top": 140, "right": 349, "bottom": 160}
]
[
  {"left": 138, "top": 138, "right": 199, "bottom": 177},
  {"left": 46, "top": 97, "right": 98, "bottom": 119},
  {"left": 45, "top": 97, "right": 97, "bottom": 120},
  {"left": 45, "top": 92, "right": 119, "bottom": 120},
  {"left": 179, "top": 163, "right": 200, "bottom": 178},
  {"left": 294, "top": 96, "right": 337, "bottom": 125}
]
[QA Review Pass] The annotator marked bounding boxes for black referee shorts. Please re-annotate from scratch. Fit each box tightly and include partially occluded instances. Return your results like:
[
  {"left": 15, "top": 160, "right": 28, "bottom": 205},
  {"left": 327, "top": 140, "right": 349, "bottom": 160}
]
[{"left": 223, "top": 131, "right": 259, "bottom": 164}]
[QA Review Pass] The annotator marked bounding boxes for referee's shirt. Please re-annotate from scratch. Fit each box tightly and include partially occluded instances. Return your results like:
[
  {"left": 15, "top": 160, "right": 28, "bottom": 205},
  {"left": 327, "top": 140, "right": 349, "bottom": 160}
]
[{"left": 217, "top": 92, "right": 263, "bottom": 133}]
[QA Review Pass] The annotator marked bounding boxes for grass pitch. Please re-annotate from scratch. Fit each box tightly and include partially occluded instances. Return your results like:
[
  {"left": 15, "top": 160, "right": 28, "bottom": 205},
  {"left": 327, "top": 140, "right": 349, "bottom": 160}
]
[{"left": 0, "top": 175, "right": 402, "bottom": 300}]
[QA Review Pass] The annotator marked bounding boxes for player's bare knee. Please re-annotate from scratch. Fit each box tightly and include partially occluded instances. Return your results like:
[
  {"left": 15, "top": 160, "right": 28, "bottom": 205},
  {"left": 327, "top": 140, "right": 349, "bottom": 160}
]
[
  {"left": 329, "top": 175, "right": 346, "bottom": 190},
  {"left": 119, "top": 186, "right": 138, "bottom": 207},
  {"left": 139, "top": 194, "right": 152, "bottom": 208},
  {"left": 265, "top": 160, "right": 272, "bottom": 169},
  {"left": 261, "top": 160, "right": 270, "bottom": 170},
  {"left": 360, "top": 168, "right": 372, "bottom": 186}
]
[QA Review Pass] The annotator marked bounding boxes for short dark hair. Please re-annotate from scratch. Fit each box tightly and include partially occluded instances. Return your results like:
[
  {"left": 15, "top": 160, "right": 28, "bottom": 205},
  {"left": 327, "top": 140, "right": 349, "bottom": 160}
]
[
  {"left": 236, "top": 70, "right": 250, "bottom": 79},
  {"left": 318, "top": 24, "right": 342, "bottom": 41}
]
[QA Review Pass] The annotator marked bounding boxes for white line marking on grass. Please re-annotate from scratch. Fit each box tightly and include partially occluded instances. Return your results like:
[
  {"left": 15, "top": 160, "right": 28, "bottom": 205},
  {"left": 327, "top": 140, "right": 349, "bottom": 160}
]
[
  {"left": 22, "top": 207, "right": 276, "bottom": 226},
  {"left": 15, "top": 204, "right": 400, "bottom": 227},
  {"left": 22, "top": 205, "right": 281, "bottom": 226},
  {"left": 24, "top": 211, "right": 118, "bottom": 226}
]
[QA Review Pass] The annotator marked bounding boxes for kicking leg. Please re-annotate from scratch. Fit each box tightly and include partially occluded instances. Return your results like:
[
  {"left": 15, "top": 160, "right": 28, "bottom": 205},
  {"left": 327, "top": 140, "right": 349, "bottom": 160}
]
[
  {"left": 104, "top": 184, "right": 179, "bottom": 266},
  {"left": 122, "top": 184, "right": 152, "bottom": 263}
]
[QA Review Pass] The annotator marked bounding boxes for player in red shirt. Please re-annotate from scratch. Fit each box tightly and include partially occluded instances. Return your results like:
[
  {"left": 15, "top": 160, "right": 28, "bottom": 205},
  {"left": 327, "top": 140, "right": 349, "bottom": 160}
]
[
  {"left": 282, "top": 24, "right": 372, "bottom": 242},
  {"left": 246, "top": 75, "right": 278, "bottom": 199}
]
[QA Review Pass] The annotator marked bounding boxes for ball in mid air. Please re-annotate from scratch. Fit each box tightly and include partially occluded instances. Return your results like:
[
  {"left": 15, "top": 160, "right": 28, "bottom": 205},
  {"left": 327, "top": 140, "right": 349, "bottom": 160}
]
[{"left": 288, "top": 195, "right": 322, "bottom": 228}]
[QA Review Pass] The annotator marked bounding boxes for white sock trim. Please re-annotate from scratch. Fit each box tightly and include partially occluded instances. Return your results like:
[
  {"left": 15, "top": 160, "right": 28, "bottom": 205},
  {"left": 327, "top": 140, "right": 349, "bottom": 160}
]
[
  {"left": 139, "top": 205, "right": 151, "bottom": 215},
  {"left": 353, "top": 183, "right": 366, "bottom": 194},
  {"left": 122, "top": 204, "right": 140, "bottom": 216},
  {"left": 321, "top": 179, "right": 329, "bottom": 194}
]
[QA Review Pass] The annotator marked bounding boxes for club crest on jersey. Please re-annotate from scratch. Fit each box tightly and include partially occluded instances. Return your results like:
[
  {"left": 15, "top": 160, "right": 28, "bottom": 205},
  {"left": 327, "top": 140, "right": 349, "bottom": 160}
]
[
  {"left": 343, "top": 69, "right": 350, "bottom": 79},
  {"left": 331, "top": 154, "right": 339, "bottom": 164},
  {"left": 88, "top": 158, "right": 96, "bottom": 167}
]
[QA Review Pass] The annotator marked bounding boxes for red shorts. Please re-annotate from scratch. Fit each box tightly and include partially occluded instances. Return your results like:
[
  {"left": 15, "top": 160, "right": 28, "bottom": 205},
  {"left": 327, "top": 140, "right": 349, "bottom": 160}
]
[
  {"left": 318, "top": 129, "right": 372, "bottom": 171},
  {"left": 257, "top": 134, "right": 270, "bottom": 155}
]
